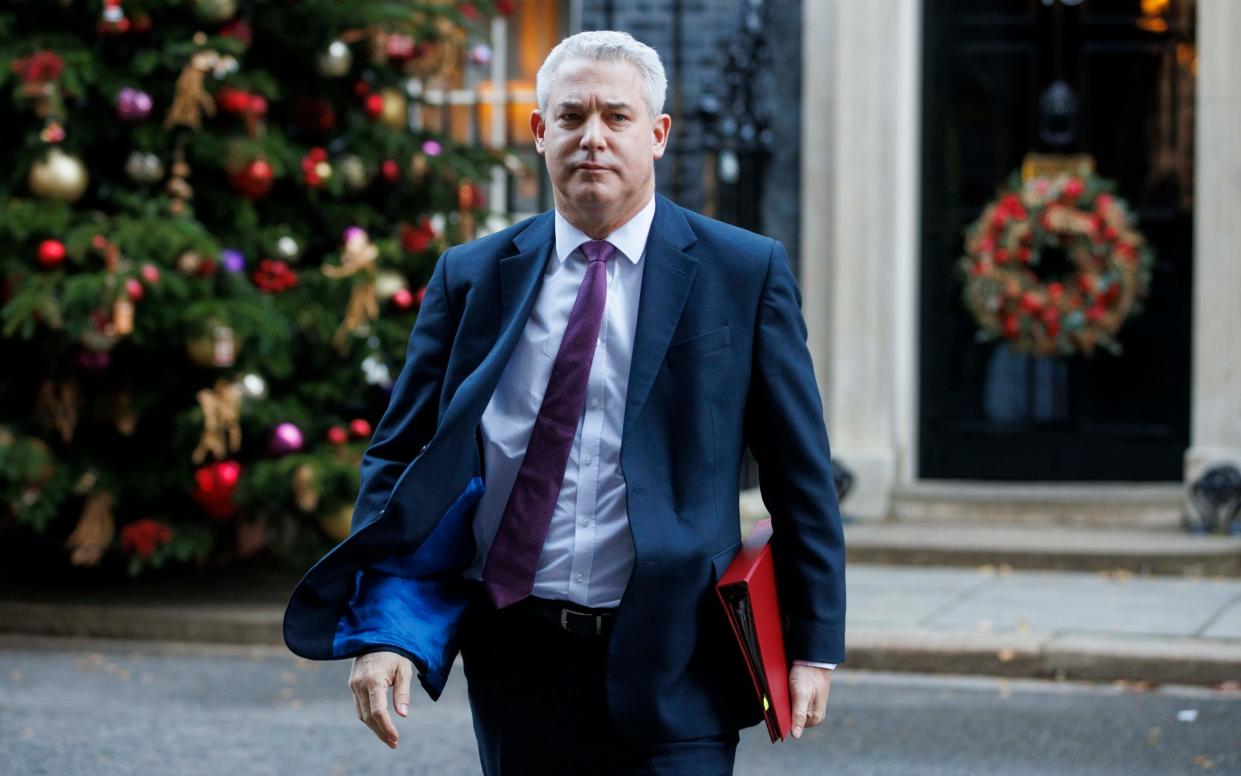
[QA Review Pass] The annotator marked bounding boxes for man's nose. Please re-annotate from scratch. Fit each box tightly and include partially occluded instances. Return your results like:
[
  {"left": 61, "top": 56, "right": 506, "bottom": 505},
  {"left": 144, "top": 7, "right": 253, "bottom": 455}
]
[{"left": 579, "top": 114, "right": 607, "bottom": 150}]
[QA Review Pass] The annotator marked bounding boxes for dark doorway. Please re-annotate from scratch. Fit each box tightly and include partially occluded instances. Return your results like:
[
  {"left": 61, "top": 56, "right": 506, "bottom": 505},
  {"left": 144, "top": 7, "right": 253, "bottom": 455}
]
[{"left": 919, "top": 0, "right": 1195, "bottom": 481}]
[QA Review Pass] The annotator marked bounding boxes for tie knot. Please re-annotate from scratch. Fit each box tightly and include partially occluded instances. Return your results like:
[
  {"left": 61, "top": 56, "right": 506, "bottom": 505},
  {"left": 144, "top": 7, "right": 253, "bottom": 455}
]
[{"left": 580, "top": 240, "right": 616, "bottom": 264}]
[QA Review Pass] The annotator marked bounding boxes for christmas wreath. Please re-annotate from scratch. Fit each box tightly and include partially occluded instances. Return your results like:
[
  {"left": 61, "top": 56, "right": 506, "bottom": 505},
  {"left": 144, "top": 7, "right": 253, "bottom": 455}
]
[{"left": 958, "top": 170, "right": 1155, "bottom": 357}]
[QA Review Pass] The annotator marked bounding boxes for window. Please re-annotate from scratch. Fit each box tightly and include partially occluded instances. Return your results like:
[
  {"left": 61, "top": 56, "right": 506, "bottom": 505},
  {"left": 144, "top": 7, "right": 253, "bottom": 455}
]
[{"left": 411, "top": 1, "right": 573, "bottom": 230}]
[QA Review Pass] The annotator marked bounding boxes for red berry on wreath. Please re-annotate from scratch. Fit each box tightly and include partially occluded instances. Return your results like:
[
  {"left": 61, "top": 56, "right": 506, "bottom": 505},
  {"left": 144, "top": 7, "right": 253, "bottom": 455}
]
[
  {"left": 349, "top": 418, "right": 372, "bottom": 439},
  {"left": 1019, "top": 291, "right": 1042, "bottom": 313},
  {"left": 1048, "top": 281, "right": 1064, "bottom": 300},
  {"left": 1063, "top": 177, "right": 1084, "bottom": 200},
  {"left": 1086, "top": 303, "right": 1106, "bottom": 323},
  {"left": 1018, "top": 247, "right": 1031, "bottom": 263},
  {"left": 1003, "top": 315, "right": 1020, "bottom": 338},
  {"left": 326, "top": 426, "right": 349, "bottom": 445},
  {"left": 380, "top": 159, "right": 400, "bottom": 183},
  {"left": 141, "top": 263, "right": 161, "bottom": 283},
  {"left": 995, "top": 248, "right": 1009, "bottom": 264},
  {"left": 125, "top": 277, "right": 144, "bottom": 301},
  {"left": 37, "top": 239, "right": 67, "bottom": 267}
]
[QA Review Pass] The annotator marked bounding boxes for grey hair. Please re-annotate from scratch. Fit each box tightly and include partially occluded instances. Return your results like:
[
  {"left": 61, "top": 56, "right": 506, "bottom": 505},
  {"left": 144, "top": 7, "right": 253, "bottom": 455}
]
[{"left": 536, "top": 30, "right": 667, "bottom": 119}]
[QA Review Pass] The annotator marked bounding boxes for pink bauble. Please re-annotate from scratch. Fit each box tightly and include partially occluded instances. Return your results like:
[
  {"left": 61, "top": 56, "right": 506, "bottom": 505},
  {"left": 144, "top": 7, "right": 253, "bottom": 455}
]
[
  {"left": 116, "top": 87, "right": 154, "bottom": 121},
  {"left": 270, "top": 422, "right": 304, "bottom": 454}
]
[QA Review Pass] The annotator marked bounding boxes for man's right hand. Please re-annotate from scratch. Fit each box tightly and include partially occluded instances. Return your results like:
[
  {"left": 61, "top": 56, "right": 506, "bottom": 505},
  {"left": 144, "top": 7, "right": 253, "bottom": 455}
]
[{"left": 348, "top": 651, "right": 413, "bottom": 749}]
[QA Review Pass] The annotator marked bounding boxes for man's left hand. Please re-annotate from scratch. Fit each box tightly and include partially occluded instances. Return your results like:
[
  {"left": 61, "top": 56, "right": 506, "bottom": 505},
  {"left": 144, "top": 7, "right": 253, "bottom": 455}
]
[{"left": 788, "top": 664, "right": 832, "bottom": 739}]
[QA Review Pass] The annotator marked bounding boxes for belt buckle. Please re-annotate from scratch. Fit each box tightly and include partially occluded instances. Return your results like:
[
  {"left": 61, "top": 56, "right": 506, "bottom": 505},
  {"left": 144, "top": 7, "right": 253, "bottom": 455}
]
[{"left": 560, "top": 608, "right": 603, "bottom": 636}]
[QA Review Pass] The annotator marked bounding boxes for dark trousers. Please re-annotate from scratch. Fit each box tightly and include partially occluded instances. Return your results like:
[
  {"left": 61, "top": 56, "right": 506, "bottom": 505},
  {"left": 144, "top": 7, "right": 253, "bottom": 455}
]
[{"left": 458, "top": 586, "right": 739, "bottom": 775}]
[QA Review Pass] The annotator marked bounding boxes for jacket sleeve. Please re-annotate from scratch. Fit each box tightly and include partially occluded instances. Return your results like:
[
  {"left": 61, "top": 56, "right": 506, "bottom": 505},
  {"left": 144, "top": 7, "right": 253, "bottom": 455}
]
[
  {"left": 742, "top": 239, "right": 847, "bottom": 665},
  {"left": 351, "top": 247, "right": 456, "bottom": 529}
]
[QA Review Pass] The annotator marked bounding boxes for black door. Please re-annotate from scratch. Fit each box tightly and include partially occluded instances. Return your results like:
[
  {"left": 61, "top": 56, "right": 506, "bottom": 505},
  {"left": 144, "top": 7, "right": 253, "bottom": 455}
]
[{"left": 919, "top": 0, "right": 1195, "bottom": 481}]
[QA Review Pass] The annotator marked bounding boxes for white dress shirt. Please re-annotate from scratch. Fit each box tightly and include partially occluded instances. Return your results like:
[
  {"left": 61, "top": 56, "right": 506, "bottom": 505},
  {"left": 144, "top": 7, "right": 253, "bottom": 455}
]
[{"left": 462, "top": 193, "right": 835, "bottom": 670}]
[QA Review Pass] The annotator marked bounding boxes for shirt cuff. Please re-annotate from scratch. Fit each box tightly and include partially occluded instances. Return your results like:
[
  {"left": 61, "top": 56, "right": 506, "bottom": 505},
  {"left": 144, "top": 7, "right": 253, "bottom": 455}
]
[{"left": 793, "top": 659, "right": 836, "bottom": 670}]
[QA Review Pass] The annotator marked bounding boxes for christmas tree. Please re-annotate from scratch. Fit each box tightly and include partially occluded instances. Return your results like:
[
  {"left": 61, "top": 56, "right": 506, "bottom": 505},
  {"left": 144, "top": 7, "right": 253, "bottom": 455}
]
[{"left": 0, "top": 0, "right": 510, "bottom": 577}]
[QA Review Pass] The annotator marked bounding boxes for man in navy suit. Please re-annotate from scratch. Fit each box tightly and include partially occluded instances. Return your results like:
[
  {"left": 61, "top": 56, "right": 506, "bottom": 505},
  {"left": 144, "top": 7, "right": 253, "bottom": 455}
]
[{"left": 285, "top": 30, "right": 845, "bottom": 775}]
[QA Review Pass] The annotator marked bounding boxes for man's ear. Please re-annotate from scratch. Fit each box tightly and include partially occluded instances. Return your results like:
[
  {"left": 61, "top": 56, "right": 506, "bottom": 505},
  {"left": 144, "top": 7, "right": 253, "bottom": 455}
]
[
  {"left": 651, "top": 113, "right": 672, "bottom": 161},
  {"left": 530, "top": 110, "right": 546, "bottom": 155}
]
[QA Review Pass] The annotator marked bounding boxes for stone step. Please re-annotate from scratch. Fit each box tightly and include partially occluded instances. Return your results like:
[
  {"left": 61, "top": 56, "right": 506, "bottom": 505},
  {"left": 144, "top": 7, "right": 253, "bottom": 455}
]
[{"left": 841, "top": 522, "right": 1241, "bottom": 577}]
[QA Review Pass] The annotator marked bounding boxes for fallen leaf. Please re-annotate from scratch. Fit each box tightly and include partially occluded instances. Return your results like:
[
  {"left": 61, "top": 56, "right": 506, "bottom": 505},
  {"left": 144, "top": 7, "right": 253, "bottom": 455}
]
[{"left": 1146, "top": 726, "right": 1161, "bottom": 747}]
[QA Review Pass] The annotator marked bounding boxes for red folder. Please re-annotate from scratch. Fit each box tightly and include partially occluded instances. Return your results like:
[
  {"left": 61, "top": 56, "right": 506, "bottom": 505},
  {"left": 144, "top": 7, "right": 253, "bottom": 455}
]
[{"left": 715, "top": 518, "right": 791, "bottom": 742}]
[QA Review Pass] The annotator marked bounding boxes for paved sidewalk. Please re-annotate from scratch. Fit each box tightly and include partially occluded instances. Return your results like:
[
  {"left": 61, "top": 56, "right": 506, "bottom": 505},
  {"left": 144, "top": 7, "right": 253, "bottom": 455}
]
[{"left": 2, "top": 562, "right": 1238, "bottom": 686}]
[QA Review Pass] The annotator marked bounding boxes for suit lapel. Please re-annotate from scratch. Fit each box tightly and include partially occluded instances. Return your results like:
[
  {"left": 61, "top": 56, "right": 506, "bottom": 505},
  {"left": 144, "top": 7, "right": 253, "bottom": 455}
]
[{"left": 622, "top": 195, "right": 699, "bottom": 441}]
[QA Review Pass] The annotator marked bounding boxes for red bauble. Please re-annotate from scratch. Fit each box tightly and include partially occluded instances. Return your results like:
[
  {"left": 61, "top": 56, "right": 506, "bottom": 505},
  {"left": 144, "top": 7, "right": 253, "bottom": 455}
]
[
  {"left": 349, "top": 418, "right": 372, "bottom": 439},
  {"left": 399, "top": 218, "right": 436, "bottom": 253},
  {"left": 1086, "top": 303, "right": 1107, "bottom": 323},
  {"left": 230, "top": 158, "right": 274, "bottom": 199},
  {"left": 326, "top": 426, "right": 349, "bottom": 445},
  {"left": 363, "top": 93, "right": 385, "bottom": 120},
  {"left": 1063, "top": 177, "right": 1084, "bottom": 200},
  {"left": 1019, "top": 291, "right": 1042, "bottom": 314},
  {"left": 292, "top": 97, "right": 336, "bottom": 133},
  {"left": 37, "top": 239, "right": 67, "bottom": 267},
  {"left": 141, "top": 263, "right": 161, "bottom": 283},
  {"left": 391, "top": 288, "right": 414, "bottom": 310},
  {"left": 215, "top": 86, "right": 251, "bottom": 114},
  {"left": 125, "top": 277, "right": 144, "bottom": 301},
  {"left": 380, "top": 159, "right": 400, "bottom": 183},
  {"left": 191, "top": 460, "right": 242, "bottom": 520},
  {"left": 247, "top": 94, "right": 268, "bottom": 117},
  {"left": 120, "top": 519, "right": 174, "bottom": 559}
]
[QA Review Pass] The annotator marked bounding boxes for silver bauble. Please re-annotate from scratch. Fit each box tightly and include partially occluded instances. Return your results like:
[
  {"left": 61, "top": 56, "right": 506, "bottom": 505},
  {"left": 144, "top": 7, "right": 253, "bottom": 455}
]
[
  {"left": 241, "top": 373, "right": 267, "bottom": 399},
  {"left": 374, "top": 271, "right": 408, "bottom": 301},
  {"left": 275, "top": 236, "right": 301, "bottom": 260},
  {"left": 28, "top": 147, "right": 89, "bottom": 203},
  {"left": 337, "top": 155, "right": 371, "bottom": 191},
  {"left": 317, "top": 41, "right": 353, "bottom": 78},
  {"left": 124, "top": 151, "right": 165, "bottom": 184}
]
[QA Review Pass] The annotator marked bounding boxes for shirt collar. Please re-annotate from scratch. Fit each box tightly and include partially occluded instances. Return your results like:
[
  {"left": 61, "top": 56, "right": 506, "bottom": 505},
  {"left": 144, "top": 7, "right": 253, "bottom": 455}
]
[{"left": 553, "top": 192, "right": 656, "bottom": 266}]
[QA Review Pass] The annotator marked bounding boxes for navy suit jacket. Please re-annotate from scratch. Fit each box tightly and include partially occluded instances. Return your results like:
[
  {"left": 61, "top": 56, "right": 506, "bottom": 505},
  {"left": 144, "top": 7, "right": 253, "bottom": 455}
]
[{"left": 283, "top": 193, "right": 846, "bottom": 741}]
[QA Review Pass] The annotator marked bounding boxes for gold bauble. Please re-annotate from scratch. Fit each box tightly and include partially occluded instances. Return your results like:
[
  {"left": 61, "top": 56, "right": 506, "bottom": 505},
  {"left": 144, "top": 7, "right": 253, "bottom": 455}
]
[
  {"left": 379, "top": 88, "right": 408, "bottom": 130},
  {"left": 28, "top": 147, "right": 89, "bottom": 203},
  {"left": 193, "top": 0, "right": 238, "bottom": 22},
  {"left": 185, "top": 317, "right": 239, "bottom": 368},
  {"left": 318, "top": 504, "right": 354, "bottom": 542}
]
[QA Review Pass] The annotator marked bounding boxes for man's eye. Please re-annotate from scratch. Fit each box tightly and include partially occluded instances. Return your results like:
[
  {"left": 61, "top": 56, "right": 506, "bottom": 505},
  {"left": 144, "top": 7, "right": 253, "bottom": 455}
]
[
  {"left": 561, "top": 113, "right": 579, "bottom": 121},
  {"left": 611, "top": 114, "right": 629, "bottom": 122}
]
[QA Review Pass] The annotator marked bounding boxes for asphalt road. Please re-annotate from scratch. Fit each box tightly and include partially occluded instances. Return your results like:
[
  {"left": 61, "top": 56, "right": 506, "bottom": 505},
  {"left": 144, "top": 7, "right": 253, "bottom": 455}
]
[{"left": 1, "top": 636, "right": 1238, "bottom": 775}]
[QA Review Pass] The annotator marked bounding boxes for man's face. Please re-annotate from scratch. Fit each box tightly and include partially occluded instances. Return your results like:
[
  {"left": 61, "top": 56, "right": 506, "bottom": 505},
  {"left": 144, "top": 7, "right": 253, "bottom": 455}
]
[{"left": 531, "top": 57, "right": 670, "bottom": 227}]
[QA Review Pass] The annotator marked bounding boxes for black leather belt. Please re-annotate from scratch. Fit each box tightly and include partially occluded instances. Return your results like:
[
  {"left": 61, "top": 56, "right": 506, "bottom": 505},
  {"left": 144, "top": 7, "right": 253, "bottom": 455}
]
[{"left": 514, "top": 596, "right": 617, "bottom": 636}]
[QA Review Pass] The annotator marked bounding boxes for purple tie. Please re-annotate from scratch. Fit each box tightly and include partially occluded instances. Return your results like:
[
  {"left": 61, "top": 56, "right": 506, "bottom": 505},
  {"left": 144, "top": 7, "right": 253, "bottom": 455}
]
[{"left": 483, "top": 239, "right": 617, "bottom": 609}]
